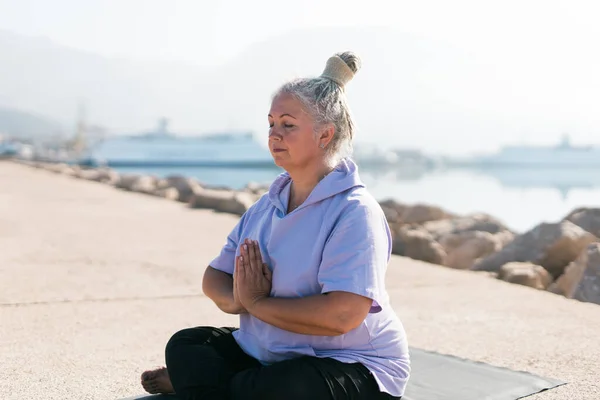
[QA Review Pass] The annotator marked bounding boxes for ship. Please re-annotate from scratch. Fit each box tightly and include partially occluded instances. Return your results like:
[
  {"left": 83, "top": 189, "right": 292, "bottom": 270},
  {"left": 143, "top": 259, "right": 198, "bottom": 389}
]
[
  {"left": 448, "top": 135, "right": 600, "bottom": 168},
  {"left": 79, "top": 119, "right": 275, "bottom": 169}
]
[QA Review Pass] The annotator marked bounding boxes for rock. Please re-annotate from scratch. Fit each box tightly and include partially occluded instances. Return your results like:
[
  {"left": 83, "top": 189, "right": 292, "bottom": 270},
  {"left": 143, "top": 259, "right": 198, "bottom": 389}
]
[
  {"left": 423, "top": 213, "right": 511, "bottom": 239},
  {"left": 61, "top": 167, "right": 78, "bottom": 177},
  {"left": 391, "top": 225, "right": 446, "bottom": 264},
  {"left": 498, "top": 262, "right": 553, "bottom": 290},
  {"left": 549, "top": 243, "right": 600, "bottom": 304},
  {"left": 564, "top": 208, "right": 600, "bottom": 238},
  {"left": 401, "top": 203, "right": 452, "bottom": 224},
  {"left": 45, "top": 163, "right": 68, "bottom": 173},
  {"left": 189, "top": 189, "right": 257, "bottom": 216},
  {"left": 379, "top": 199, "right": 408, "bottom": 224},
  {"left": 472, "top": 221, "right": 597, "bottom": 278},
  {"left": 95, "top": 168, "right": 119, "bottom": 184},
  {"left": 161, "top": 175, "right": 203, "bottom": 203},
  {"left": 131, "top": 176, "right": 157, "bottom": 194},
  {"left": 43, "top": 163, "right": 79, "bottom": 177},
  {"left": 75, "top": 168, "right": 117, "bottom": 183},
  {"left": 154, "top": 187, "right": 180, "bottom": 201},
  {"left": 76, "top": 169, "right": 102, "bottom": 181},
  {"left": 114, "top": 174, "right": 141, "bottom": 190},
  {"left": 439, "top": 230, "right": 512, "bottom": 269}
]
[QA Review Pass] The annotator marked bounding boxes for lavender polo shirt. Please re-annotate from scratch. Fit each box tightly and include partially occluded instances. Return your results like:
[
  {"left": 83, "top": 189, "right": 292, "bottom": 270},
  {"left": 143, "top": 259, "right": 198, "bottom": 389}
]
[{"left": 209, "top": 158, "right": 410, "bottom": 397}]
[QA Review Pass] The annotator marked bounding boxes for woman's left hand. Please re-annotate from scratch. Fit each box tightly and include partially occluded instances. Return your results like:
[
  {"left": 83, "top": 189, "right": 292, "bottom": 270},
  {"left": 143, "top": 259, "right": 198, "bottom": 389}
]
[{"left": 235, "top": 238, "right": 272, "bottom": 311}]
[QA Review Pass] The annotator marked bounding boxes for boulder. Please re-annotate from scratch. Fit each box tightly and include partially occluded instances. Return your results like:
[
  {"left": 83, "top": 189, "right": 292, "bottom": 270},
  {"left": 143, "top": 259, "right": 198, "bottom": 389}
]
[
  {"left": 472, "top": 221, "right": 597, "bottom": 277},
  {"left": 423, "top": 213, "right": 511, "bottom": 239},
  {"left": 130, "top": 176, "right": 158, "bottom": 194},
  {"left": 391, "top": 225, "right": 446, "bottom": 264},
  {"left": 96, "top": 168, "right": 119, "bottom": 184},
  {"left": 439, "top": 230, "right": 513, "bottom": 269},
  {"left": 549, "top": 243, "right": 600, "bottom": 304},
  {"left": 564, "top": 207, "right": 600, "bottom": 238},
  {"left": 379, "top": 199, "right": 408, "bottom": 224},
  {"left": 114, "top": 174, "right": 141, "bottom": 190},
  {"left": 159, "top": 175, "right": 203, "bottom": 203},
  {"left": 154, "top": 187, "right": 180, "bottom": 201},
  {"left": 60, "top": 165, "right": 79, "bottom": 177},
  {"left": 76, "top": 168, "right": 119, "bottom": 184},
  {"left": 75, "top": 169, "right": 101, "bottom": 181},
  {"left": 45, "top": 163, "right": 68, "bottom": 173},
  {"left": 401, "top": 203, "right": 452, "bottom": 224},
  {"left": 498, "top": 262, "right": 553, "bottom": 290},
  {"left": 44, "top": 163, "right": 79, "bottom": 177},
  {"left": 189, "top": 189, "right": 257, "bottom": 216}
]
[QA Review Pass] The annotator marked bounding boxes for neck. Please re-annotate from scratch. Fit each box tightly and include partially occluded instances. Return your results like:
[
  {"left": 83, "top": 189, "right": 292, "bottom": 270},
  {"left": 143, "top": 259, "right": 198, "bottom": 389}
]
[{"left": 288, "top": 159, "right": 336, "bottom": 203}]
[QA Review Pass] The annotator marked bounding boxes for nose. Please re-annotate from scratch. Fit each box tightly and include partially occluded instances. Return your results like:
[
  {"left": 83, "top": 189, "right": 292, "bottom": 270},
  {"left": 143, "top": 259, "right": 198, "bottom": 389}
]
[{"left": 268, "top": 129, "right": 282, "bottom": 141}]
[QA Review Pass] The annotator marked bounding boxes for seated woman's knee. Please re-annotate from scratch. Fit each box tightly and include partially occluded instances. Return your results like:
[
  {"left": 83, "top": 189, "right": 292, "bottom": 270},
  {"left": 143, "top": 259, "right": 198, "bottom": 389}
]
[{"left": 165, "top": 326, "right": 214, "bottom": 355}]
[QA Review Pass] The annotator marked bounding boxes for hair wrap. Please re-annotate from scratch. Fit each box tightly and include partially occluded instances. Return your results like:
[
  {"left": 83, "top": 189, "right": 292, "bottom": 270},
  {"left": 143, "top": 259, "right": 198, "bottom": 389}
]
[{"left": 320, "top": 56, "right": 355, "bottom": 88}]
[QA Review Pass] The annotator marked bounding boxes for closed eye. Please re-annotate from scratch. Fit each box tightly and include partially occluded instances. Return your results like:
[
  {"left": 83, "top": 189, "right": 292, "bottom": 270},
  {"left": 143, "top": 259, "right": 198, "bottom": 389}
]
[{"left": 268, "top": 123, "right": 294, "bottom": 129}]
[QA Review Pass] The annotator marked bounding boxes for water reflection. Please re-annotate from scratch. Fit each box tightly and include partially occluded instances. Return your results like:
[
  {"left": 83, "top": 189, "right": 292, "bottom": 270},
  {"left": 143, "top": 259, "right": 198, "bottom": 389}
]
[{"left": 463, "top": 166, "right": 600, "bottom": 199}]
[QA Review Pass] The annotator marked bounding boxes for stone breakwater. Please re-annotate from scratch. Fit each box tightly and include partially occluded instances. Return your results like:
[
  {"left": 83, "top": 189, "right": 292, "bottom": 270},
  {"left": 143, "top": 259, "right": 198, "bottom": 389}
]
[{"left": 17, "top": 160, "right": 600, "bottom": 306}]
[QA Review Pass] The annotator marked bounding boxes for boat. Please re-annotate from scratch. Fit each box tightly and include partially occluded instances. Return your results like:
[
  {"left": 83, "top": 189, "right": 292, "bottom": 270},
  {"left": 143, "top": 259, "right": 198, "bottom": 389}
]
[
  {"left": 449, "top": 135, "right": 600, "bottom": 168},
  {"left": 78, "top": 120, "right": 275, "bottom": 169}
]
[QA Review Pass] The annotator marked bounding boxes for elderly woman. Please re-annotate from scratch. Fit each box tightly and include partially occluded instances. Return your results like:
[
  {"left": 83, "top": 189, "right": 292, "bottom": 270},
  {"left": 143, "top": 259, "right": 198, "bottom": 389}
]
[{"left": 141, "top": 51, "right": 410, "bottom": 399}]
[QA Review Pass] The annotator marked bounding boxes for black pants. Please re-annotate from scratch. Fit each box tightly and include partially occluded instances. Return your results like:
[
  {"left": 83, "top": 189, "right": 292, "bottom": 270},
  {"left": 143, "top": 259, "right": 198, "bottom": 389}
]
[{"left": 165, "top": 326, "right": 400, "bottom": 400}]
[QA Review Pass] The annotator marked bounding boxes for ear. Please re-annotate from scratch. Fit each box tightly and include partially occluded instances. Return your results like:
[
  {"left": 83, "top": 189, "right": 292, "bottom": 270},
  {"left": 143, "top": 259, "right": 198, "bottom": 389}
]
[{"left": 318, "top": 124, "right": 335, "bottom": 147}]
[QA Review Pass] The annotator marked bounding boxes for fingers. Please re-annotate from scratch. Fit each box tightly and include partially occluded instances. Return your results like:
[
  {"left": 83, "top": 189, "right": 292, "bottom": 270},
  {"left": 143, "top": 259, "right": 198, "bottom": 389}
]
[
  {"left": 245, "top": 239, "right": 257, "bottom": 273},
  {"left": 242, "top": 238, "right": 262, "bottom": 275},
  {"left": 235, "top": 254, "right": 241, "bottom": 280},
  {"left": 234, "top": 256, "right": 239, "bottom": 288},
  {"left": 252, "top": 240, "right": 263, "bottom": 264}
]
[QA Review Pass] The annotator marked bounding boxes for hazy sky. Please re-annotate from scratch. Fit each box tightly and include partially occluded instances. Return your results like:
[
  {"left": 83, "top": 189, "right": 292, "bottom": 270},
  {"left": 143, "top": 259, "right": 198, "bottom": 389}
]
[
  {"left": 1, "top": 0, "right": 599, "bottom": 152},
  {"left": 1, "top": 0, "right": 598, "bottom": 67}
]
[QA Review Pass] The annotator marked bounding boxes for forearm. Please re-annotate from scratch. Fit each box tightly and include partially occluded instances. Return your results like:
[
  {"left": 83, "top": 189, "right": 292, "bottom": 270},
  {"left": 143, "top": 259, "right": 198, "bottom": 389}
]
[
  {"left": 202, "top": 266, "right": 242, "bottom": 314},
  {"left": 249, "top": 294, "right": 351, "bottom": 336}
]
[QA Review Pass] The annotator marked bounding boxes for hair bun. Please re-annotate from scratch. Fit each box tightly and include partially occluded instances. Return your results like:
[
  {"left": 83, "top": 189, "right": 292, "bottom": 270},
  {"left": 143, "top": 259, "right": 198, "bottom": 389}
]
[{"left": 320, "top": 51, "right": 361, "bottom": 88}]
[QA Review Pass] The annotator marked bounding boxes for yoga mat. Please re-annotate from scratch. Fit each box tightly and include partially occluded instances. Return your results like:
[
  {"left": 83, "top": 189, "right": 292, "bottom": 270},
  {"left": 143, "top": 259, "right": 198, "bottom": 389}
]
[
  {"left": 121, "top": 347, "right": 565, "bottom": 400},
  {"left": 402, "top": 348, "right": 565, "bottom": 400}
]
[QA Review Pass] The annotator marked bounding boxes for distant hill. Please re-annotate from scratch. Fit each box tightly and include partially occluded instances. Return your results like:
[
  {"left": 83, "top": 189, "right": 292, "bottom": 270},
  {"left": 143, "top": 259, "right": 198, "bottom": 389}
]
[
  {"left": 0, "top": 28, "right": 521, "bottom": 153},
  {"left": 0, "top": 107, "right": 65, "bottom": 140}
]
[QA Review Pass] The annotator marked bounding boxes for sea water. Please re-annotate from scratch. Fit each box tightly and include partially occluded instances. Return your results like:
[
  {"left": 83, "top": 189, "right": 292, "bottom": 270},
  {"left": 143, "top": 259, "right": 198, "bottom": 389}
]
[{"left": 112, "top": 165, "right": 600, "bottom": 233}]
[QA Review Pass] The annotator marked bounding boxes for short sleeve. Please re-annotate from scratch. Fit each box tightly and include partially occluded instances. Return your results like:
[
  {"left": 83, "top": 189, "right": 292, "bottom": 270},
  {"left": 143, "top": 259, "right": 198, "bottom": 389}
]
[
  {"left": 208, "top": 213, "right": 248, "bottom": 275},
  {"left": 318, "top": 201, "right": 392, "bottom": 313}
]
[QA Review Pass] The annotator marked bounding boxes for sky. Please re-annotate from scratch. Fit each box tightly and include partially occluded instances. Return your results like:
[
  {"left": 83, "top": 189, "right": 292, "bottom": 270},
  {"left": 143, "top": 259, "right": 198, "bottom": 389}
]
[
  {"left": 0, "top": 0, "right": 599, "bottom": 153},
  {"left": 1, "top": 0, "right": 598, "bottom": 67}
]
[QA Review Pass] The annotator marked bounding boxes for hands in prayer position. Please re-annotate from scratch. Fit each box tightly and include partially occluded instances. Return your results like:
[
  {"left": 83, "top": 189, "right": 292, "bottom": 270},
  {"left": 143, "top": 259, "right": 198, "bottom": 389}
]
[{"left": 233, "top": 238, "right": 272, "bottom": 313}]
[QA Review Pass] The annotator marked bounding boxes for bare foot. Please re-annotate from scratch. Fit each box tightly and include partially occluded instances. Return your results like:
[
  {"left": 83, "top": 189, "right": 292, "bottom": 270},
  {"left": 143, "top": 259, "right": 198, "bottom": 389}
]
[{"left": 141, "top": 367, "right": 175, "bottom": 394}]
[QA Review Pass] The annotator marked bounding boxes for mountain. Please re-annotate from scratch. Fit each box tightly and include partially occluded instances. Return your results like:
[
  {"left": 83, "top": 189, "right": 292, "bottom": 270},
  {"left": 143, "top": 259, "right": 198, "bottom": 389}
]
[
  {"left": 0, "top": 28, "right": 542, "bottom": 154},
  {"left": 0, "top": 107, "right": 65, "bottom": 140}
]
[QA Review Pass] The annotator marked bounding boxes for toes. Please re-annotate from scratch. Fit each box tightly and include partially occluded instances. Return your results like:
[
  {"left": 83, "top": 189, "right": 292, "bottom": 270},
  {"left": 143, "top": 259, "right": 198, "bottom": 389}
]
[{"left": 141, "top": 370, "right": 155, "bottom": 381}]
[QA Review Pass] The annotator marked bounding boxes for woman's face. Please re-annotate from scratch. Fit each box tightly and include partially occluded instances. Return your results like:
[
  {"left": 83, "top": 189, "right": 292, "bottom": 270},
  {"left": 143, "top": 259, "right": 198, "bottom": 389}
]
[{"left": 268, "top": 93, "right": 330, "bottom": 171}]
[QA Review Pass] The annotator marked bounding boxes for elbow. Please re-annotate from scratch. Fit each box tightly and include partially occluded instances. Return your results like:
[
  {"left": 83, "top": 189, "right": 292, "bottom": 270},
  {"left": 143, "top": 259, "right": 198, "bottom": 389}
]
[
  {"left": 201, "top": 266, "right": 212, "bottom": 296},
  {"left": 332, "top": 312, "right": 365, "bottom": 336}
]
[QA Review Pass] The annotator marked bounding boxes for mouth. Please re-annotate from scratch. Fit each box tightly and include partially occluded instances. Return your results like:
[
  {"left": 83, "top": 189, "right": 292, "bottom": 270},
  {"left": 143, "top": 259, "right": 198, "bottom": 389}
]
[{"left": 272, "top": 148, "right": 287, "bottom": 153}]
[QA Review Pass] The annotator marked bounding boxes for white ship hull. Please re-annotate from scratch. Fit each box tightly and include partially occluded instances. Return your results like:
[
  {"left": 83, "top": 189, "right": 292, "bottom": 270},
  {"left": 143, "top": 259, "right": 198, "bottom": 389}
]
[{"left": 80, "top": 132, "right": 276, "bottom": 168}]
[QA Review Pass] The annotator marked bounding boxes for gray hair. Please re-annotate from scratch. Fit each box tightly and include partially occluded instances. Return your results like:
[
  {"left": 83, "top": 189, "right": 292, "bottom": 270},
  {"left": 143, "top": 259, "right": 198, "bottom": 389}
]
[{"left": 273, "top": 51, "right": 361, "bottom": 165}]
